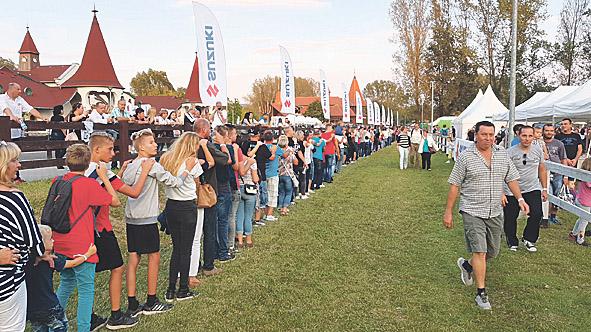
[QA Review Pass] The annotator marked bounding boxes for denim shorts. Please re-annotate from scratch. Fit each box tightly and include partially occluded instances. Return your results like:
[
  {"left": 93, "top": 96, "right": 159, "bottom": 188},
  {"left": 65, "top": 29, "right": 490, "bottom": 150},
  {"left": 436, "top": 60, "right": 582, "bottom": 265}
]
[{"left": 29, "top": 303, "right": 68, "bottom": 332}]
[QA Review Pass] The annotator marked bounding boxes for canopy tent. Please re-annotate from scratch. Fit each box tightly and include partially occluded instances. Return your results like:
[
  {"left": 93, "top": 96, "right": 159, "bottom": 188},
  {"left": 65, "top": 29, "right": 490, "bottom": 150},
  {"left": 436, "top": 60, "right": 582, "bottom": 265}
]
[
  {"left": 452, "top": 89, "right": 482, "bottom": 139},
  {"left": 453, "top": 86, "right": 507, "bottom": 140},
  {"left": 553, "top": 80, "right": 591, "bottom": 121},
  {"left": 506, "top": 86, "right": 579, "bottom": 122},
  {"left": 431, "top": 116, "right": 456, "bottom": 129},
  {"left": 494, "top": 91, "right": 550, "bottom": 122}
]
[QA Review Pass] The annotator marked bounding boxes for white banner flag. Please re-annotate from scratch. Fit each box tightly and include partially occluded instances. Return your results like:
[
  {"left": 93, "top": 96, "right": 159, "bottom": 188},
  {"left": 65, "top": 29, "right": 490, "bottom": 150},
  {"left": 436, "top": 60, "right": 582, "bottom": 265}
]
[
  {"left": 279, "top": 46, "right": 295, "bottom": 114},
  {"left": 355, "top": 92, "right": 363, "bottom": 124},
  {"left": 342, "top": 83, "right": 350, "bottom": 123},
  {"left": 367, "top": 98, "right": 374, "bottom": 125},
  {"left": 319, "top": 70, "right": 330, "bottom": 120},
  {"left": 381, "top": 105, "right": 386, "bottom": 127},
  {"left": 390, "top": 109, "right": 393, "bottom": 126},
  {"left": 193, "top": 2, "right": 227, "bottom": 106},
  {"left": 373, "top": 102, "right": 380, "bottom": 126}
]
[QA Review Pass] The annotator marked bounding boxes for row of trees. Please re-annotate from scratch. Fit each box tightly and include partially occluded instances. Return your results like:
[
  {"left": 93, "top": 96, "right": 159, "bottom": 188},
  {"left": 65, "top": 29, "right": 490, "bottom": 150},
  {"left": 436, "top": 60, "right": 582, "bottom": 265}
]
[{"left": 390, "top": 0, "right": 591, "bottom": 120}]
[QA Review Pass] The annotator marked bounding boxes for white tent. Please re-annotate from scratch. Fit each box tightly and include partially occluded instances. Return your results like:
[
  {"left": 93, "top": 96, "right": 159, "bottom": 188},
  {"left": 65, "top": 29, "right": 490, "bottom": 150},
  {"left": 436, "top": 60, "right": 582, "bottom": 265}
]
[
  {"left": 512, "top": 86, "right": 579, "bottom": 121},
  {"left": 494, "top": 91, "right": 550, "bottom": 121},
  {"left": 454, "top": 86, "right": 507, "bottom": 140},
  {"left": 453, "top": 89, "right": 482, "bottom": 139},
  {"left": 553, "top": 80, "right": 591, "bottom": 120}
]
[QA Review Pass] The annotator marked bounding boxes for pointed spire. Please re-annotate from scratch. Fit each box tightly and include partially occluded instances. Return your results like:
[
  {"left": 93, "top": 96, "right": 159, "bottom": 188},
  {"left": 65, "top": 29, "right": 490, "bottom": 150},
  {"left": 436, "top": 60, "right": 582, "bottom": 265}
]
[
  {"left": 185, "top": 53, "right": 202, "bottom": 103},
  {"left": 348, "top": 76, "right": 363, "bottom": 104},
  {"left": 63, "top": 11, "right": 122, "bottom": 88},
  {"left": 19, "top": 27, "right": 39, "bottom": 55}
]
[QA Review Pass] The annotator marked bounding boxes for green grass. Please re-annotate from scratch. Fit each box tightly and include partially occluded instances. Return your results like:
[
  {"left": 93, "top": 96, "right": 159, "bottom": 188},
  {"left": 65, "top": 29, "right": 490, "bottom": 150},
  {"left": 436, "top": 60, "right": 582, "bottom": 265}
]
[{"left": 21, "top": 148, "right": 591, "bottom": 331}]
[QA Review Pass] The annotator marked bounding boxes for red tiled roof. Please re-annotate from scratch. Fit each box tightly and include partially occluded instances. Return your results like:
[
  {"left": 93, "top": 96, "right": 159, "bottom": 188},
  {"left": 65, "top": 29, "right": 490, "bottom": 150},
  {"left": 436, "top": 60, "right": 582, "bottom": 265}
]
[
  {"left": 19, "top": 65, "right": 70, "bottom": 83},
  {"left": 185, "top": 54, "right": 202, "bottom": 103},
  {"left": 62, "top": 14, "right": 123, "bottom": 89},
  {"left": 135, "top": 96, "right": 183, "bottom": 110},
  {"left": 19, "top": 29, "right": 39, "bottom": 55},
  {"left": 348, "top": 76, "right": 366, "bottom": 106},
  {"left": 0, "top": 67, "right": 76, "bottom": 109}
]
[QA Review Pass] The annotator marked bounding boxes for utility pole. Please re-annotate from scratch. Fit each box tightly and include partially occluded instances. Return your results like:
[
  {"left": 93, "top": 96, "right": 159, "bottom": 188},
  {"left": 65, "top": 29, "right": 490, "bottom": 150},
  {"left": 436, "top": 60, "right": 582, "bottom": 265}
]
[
  {"left": 430, "top": 81, "right": 434, "bottom": 130},
  {"left": 419, "top": 94, "right": 425, "bottom": 127},
  {"left": 508, "top": 0, "right": 518, "bottom": 146}
]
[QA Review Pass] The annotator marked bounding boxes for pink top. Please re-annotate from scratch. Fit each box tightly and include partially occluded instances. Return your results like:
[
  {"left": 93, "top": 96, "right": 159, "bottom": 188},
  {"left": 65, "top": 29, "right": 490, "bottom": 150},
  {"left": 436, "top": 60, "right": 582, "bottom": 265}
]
[{"left": 577, "top": 181, "right": 591, "bottom": 207}]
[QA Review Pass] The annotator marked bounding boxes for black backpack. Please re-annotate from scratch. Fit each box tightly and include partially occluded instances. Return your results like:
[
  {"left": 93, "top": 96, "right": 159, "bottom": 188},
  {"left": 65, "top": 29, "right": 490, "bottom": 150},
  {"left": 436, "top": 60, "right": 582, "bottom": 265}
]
[{"left": 41, "top": 175, "right": 92, "bottom": 234}]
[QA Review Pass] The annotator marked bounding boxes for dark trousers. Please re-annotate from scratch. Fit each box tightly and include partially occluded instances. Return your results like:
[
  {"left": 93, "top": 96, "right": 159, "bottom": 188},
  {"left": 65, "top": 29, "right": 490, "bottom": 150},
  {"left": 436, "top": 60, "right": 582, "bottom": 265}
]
[
  {"left": 503, "top": 190, "right": 543, "bottom": 246},
  {"left": 313, "top": 158, "right": 323, "bottom": 189},
  {"left": 216, "top": 184, "right": 232, "bottom": 258},
  {"left": 421, "top": 152, "right": 432, "bottom": 169},
  {"left": 165, "top": 199, "right": 197, "bottom": 292},
  {"left": 305, "top": 166, "right": 313, "bottom": 192},
  {"left": 202, "top": 206, "right": 218, "bottom": 271},
  {"left": 296, "top": 167, "right": 306, "bottom": 195}
]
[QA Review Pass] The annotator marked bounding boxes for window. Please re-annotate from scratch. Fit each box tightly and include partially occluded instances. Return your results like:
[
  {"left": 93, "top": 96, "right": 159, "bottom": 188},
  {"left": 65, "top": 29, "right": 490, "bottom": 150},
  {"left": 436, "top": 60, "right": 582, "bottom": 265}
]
[
  {"left": 24, "top": 87, "right": 33, "bottom": 96},
  {"left": 0, "top": 85, "right": 3, "bottom": 94}
]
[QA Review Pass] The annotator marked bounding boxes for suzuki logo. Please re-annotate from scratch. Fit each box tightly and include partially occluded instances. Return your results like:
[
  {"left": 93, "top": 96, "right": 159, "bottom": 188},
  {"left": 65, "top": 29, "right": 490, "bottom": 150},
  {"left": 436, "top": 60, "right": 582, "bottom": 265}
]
[
  {"left": 207, "top": 85, "right": 219, "bottom": 97},
  {"left": 284, "top": 100, "right": 291, "bottom": 108}
]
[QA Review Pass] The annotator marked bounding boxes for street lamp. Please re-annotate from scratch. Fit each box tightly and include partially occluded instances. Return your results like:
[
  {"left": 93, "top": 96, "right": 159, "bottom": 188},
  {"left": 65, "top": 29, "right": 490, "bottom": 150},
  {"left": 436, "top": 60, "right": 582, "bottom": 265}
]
[{"left": 419, "top": 93, "right": 425, "bottom": 126}]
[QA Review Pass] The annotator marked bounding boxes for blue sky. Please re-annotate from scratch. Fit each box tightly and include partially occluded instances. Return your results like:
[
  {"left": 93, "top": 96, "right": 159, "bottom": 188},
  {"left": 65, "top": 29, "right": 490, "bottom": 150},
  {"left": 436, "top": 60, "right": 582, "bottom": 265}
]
[{"left": 0, "top": 0, "right": 564, "bottom": 102}]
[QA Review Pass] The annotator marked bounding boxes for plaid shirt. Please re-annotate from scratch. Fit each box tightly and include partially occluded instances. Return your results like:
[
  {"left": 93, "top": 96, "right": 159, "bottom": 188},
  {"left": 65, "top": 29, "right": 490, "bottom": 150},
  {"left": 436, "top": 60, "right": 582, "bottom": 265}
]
[{"left": 448, "top": 145, "right": 520, "bottom": 219}]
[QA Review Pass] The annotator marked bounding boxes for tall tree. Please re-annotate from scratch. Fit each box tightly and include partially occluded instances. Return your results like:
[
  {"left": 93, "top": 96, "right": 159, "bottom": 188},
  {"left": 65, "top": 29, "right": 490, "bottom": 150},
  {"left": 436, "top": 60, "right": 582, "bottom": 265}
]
[
  {"left": 305, "top": 101, "right": 324, "bottom": 122},
  {"left": 246, "top": 76, "right": 319, "bottom": 115},
  {"left": 390, "top": 0, "right": 431, "bottom": 117},
  {"left": 556, "top": 0, "right": 591, "bottom": 85},
  {"left": 363, "top": 80, "right": 411, "bottom": 116},
  {"left": 130, "top": 69, "right": 176, "bottom": 96},
  {"left": 227, "top": 98, "right": 243, "bottom": 124},
  {"left": 0, "top": 57, "right": 16, "bottom": 71}
]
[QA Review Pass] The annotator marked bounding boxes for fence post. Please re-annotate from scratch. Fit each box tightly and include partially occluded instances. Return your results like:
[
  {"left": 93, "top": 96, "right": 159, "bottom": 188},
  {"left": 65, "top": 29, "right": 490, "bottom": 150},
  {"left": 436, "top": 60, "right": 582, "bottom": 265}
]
[
  {"left": 118, "top": 119, "right": 130, "bottom": 163},
  {"left": 0, "top": 117, "right": 12, "bottom": 142}
]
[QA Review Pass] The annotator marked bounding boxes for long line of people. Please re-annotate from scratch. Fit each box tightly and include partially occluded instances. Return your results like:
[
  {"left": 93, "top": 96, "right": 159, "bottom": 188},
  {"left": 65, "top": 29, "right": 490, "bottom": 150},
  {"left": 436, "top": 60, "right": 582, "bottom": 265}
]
[{"left": 0, "top": 118, "right": 396, "bottom": 332}]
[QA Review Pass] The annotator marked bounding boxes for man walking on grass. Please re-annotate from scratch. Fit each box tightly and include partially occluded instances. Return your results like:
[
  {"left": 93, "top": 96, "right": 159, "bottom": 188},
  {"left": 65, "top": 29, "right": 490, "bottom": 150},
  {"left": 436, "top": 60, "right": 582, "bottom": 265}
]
[{"left": 443, "top": 121, "right": 529, "bottom": 310}]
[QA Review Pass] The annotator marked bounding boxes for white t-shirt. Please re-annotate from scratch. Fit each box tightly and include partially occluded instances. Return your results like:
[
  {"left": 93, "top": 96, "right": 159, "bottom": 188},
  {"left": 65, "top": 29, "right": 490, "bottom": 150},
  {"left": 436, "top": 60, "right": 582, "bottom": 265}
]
[
  {"left": 88, "top": 110, "right": 109, "bottom": 124},
  {"left": 164, "top": 161, "right": 203, "bottom": 201},
  {"left": 0, "top": 93, "right": 33, "bottom": 139},
  {"left": 211, "top": 109, "right": 227, "bottom": 128},
  {"left": 239, "top": 161, "right": 258, "bottom": 186}
]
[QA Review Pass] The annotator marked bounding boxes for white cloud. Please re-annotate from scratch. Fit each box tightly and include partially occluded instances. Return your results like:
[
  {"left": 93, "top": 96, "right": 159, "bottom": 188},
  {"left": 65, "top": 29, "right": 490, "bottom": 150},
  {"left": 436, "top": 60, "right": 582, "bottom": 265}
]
[{"left": 176, "top": 0, "right": 330, "bottom": 8}]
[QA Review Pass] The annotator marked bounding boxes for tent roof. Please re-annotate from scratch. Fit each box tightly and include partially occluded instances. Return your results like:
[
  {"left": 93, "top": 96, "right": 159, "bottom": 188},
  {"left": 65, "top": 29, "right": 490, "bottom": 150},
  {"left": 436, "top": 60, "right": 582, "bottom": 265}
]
[
  {"left": 455, "top": 89, "right": 483, "bottom": 122},
  {"left": 495, "top": 91, "right": 551, "bottom": 121},
  {"left": 553, "top": 80, "right": 591, "bottom": 119},
  {"left": 515, "top": 85, "right": 579, "bottom": 121}
]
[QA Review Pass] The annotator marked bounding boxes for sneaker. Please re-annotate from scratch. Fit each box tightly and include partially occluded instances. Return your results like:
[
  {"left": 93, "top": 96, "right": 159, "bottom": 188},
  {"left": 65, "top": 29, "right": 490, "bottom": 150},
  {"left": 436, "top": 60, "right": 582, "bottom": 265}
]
[
  {"left": 176, "top": 290, "right": 198, "bottom": 302},
  {"left": 165, "top": 289, "right": 175, "bottom": 303},
  {"left": 509, "top": 246, "right": 518, "bottom": 252},
  {"left": 106, "top": 313, "right": 138, "bottom": 330},
  {"left": 568, "top": 232, "right": 577, "bottom": 241},
  {"left": 522, "top": 239, "right": 537, "bottom": 252},
  {"left": 475, "top": 293, "right": 492, "bottom": 310},
  {"left": 126, "top": 304, "right": 144, "bottom": 318},
  {"left": 265, "top": 215, "right": 278, "bottom": 222},
  {"left": 91, "top": 313, "right": 108, "bottom": 332},
  {"left": 540, "top": 219, "right": 549, "bottom": 228},
  {"left": 253, "top": 220, "right": 266, "bottom": 227},
  {"left": 142, "top": 299, "right": 173, "bottom": 315},
  {"left": 296, "top": 195, "right": 302, "bottom": 200},
  {"left": 308, "top": 190, "right": 315, "bottom": 194},
  {"left": 428, "top": 168, "right": 432, "bottom": 171},
  {"left": 549, "top": 216, "right": 561, "bottom": 225},
  {"left": 203, "top": 267, "right": 222, "bottom": 277},
  {"left": 218, "top": 253, "right": 236, "bottom": 263},
  {"left": 445, "top": 160, "right": 451, "bottom": 164},
  {"left": 319, "top": 184, "right": 326, "bottom": 188},
  {"left": 301, "top": 194, "right": 309, "bottom": 200},
  {"left": 456, "top": 257, "right": 473, "bottom": 286}
]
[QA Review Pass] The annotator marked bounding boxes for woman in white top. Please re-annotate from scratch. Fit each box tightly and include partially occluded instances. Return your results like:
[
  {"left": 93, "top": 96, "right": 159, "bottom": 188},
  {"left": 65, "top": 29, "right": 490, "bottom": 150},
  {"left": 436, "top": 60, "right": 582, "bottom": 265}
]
[
  {"left": 236, "top": 157, "right": 259, "bottom": 248},
  {"left": 418, "top": 130, "right": 438, "bottom": 171},
  {"left": 159, "top": 132, "right": 205, "bottom": 301}
]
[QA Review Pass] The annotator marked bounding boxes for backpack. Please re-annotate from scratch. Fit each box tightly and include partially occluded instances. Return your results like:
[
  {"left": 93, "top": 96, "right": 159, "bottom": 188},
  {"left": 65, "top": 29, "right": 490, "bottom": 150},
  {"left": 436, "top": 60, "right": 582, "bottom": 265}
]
[{"left": 41, "top": 175, "right": 92, "bottom": 234}]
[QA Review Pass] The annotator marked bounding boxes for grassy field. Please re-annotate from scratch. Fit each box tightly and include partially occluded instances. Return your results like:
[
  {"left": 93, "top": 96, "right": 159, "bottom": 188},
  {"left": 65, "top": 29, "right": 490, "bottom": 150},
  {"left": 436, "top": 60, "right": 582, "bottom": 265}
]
[{"left": 21, "top": 147, "right": 591, "bottom": 331}]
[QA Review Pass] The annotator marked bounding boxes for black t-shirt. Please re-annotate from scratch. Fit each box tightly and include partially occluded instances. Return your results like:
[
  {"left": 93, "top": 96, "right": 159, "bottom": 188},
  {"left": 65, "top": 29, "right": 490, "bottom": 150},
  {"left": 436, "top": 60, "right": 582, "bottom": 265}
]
[
  {"left": 50, "top": 115, "right": 65, "bottom": 139},
  {"left": 241, "top": 140, "right": 272, "bottom": 181},
  {"left": 25, "top": 254, "right": 66, "bottom": 315},
  {"left": 214, "top": 144, "right": 234, "bottom": 186},
  {"left": 295, "top": 140, "right": 305, "bottom": 169},
  {"left": 556, "top": 132, "right": 582, "bottom": 160}
]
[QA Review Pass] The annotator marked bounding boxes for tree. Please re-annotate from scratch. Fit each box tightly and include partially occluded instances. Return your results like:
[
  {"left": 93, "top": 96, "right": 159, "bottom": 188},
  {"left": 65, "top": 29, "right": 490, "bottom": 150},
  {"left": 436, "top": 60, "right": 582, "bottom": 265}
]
[
  {"left": 227, "top": 98, "right": 243, "bottom": 124},
  {"left": 556, "top": 0, "right": 591, "bottom": 85},
  {"left": 0, "top": 57, "right": 16, "bottom": 70},
  {"left": 390, "top": 0, "right": 430, "bottom": 118},
  {"left": 130, "top": 69, "right": 176, "bottom": 96},
  {"left": 246, "top": 76, "right": 320, "bottom": 116},
  {"left": 305, "top": 101, "right": 324, "bottom": 121},
  {"left": 175, "top": 87, "right": 187, "bottom": 99},
  {"left": 362, "top": 80, "right": 411, "bottom": 117}
]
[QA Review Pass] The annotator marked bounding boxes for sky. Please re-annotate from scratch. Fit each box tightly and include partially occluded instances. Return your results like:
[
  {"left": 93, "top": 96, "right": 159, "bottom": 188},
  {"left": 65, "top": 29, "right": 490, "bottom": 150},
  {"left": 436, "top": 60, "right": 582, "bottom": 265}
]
[{"left": 0, "top": 0, "right": 565, "bottom": 103}]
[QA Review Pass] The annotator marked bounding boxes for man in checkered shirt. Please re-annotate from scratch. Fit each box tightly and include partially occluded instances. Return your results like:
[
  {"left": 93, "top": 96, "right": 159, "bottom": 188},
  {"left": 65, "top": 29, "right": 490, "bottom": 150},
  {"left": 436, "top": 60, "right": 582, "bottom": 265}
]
[{"left": 443, "top": 121, "right": 530, "bottom": 310}]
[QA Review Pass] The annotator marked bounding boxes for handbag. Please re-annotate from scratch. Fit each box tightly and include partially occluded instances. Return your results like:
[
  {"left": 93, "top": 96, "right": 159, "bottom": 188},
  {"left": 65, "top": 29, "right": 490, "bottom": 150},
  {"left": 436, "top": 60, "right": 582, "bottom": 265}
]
[
  {"left": 429, "top": 146, "right": 437, "bottom": 154},
  {"left": 281, "top": 157, "right": 299, "bottom": 187},
  {"left": 195, "top": 174, "right": 217, "bottom": 208},
  {"left": 244, "top": 183, "right": 258, "bottom": 195}
]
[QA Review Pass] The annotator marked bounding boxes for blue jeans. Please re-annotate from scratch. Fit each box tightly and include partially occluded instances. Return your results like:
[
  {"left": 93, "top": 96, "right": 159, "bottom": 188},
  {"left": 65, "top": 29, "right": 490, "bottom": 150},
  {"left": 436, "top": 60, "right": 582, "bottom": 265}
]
[
  {"left": 30, "top": 303, "right": 68, "bottom": 332},
  {"left": 550, "top": 173, "right": 563, "bottom": 196},
  {"left": 313, "top": 158, "right": 323, "bottom": 189},
  {"left": 228, "top": 189, "right": 241, "bottom": 248},
  {"left": 336, "top": 149, "right": 344, "bottom": 173},
  {"left": 258, "top": 180, "right": 268, "bottom": 208},
  {"left": 56, "top": 261, "right": 95, "bottom": 332},
  {"left": 278, "top": 175, "right": 293, "bottom": 208},
  {"left": 216, "top": 185, "right": 232, "bottom": 258},
  {"left": 324, "top": 154, "right": 335, "bottom": 181},
  {"left": 236, "top": 185, "right": 256, "bottom": 236}
]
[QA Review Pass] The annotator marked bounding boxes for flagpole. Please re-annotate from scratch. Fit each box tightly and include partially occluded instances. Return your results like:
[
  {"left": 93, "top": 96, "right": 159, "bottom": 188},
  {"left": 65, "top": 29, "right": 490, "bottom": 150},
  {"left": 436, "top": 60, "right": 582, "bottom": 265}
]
[{"left": 508, "top": 0, "right": 518, "bottom": 145}]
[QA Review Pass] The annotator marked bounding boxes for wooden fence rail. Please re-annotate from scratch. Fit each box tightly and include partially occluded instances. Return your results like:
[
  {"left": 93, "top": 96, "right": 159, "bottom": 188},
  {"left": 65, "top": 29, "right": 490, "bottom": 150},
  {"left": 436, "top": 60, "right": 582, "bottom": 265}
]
[{"left": 0, "top": 117, "right": 290, "bottom": 170}]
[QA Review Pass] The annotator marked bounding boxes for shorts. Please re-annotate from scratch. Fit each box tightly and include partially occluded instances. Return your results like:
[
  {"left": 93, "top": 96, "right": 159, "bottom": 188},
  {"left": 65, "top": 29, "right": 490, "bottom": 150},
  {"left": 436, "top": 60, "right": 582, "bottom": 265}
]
[
  {"left": 95, "top": 230, "right": 124, "bottom": 272},
  {"left": 267, "top": 176, "right": 279, "bottom": 208},
  {"left": 461, "top": 211, "right": 503, "bottom": 259},
  {"left": 126, "top": 223, "right": 160, "bottom": 254},
  {"left": 258, "top": 180, "right": 268, "bottom": 209}
]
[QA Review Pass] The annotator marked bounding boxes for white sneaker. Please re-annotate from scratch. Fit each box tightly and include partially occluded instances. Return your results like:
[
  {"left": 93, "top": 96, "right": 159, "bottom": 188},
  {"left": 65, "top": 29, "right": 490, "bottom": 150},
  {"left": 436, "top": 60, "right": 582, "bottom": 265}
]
[
  {"left": 308, "top": 190, "right": 315, "bottom": 194},
  {"left": 296, "top": 195, "right": 301, "bottom": 200},
  {"left": 456, "top": 257, "right": 473, "bottom": 286},
  {"left": 319, "top": 184, "right": 326, "bottom": 188},
  {"left": 265, "top": 215, "right": 278, "bottom": 222},
  {"left": 445, "top": 160, "right": 451, "bottom": 164},
  {"left": 301, "top": 195, "right": 309, "bottom": 200},
  {"left": 509, "top": 246, "right": 518, "bottom": 252},
  {"left": 475, "top": 293, "right": 492, "bottom": 310},
  {"left": 522, "top": 239, "right": 537, "bottom": 252}
]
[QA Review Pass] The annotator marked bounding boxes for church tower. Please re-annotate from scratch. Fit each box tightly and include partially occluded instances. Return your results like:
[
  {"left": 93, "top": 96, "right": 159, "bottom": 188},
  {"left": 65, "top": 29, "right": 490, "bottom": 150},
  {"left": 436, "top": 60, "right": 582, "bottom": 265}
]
[{"left": 18, "top": 27, "right": 40, "bottom": 72}]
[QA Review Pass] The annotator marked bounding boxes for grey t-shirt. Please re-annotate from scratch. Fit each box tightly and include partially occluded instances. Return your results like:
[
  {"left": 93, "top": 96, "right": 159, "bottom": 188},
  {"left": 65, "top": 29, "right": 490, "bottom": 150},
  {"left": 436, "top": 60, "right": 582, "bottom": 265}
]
[
  {"left": 546, "top": 138, "right": 567, "bottom": 164},
  {"left": 504, "top": 144, "right": 544, "bottom": 195}
]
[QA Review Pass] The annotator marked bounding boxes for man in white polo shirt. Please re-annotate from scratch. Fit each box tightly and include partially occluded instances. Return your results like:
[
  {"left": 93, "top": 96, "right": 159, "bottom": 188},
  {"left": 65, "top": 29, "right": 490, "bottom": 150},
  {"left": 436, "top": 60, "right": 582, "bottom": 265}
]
[
  {"left": 88, "top": 102, "right": 113, "bottom": 124},
  {"left": 0, "top": 82, "right": 47, "bottom": 140}
]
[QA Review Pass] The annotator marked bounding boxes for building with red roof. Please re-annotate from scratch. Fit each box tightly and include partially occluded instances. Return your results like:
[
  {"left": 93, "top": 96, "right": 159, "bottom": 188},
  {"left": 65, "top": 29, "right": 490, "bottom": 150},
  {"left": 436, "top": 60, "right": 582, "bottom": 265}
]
[
  {"left": 184, "top": 54, "right": 202, "bottom": 105},
  {"left": 135, "top": 95, "right": 183, "bottom": 112}
]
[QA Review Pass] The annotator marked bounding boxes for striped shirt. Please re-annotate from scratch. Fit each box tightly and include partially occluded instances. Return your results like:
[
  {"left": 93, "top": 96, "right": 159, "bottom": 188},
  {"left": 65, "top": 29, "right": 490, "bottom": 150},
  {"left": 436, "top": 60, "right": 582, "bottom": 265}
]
[
  {"left": 0, "top": 191, "right": 44, "bottom": 301},
  {"left": 397, "top": 134, "right": 411, "bottom": 148}
]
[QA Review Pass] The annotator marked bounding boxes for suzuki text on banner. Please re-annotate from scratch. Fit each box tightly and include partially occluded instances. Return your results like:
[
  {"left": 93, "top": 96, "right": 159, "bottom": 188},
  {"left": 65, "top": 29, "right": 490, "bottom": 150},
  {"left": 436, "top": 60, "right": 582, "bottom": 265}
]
[
  {"left": 355, "top": 92, "right": 363, "bottom": 124},
  {"left": 319, "top": 70, "right": 330, "bottom": 120},
  {"left": 193, "top": 2, "right": 227, "bottom": 106},
  {"left": 342, "top": 83, "right": 350, "bottom": 123},
  {"left": 367, "top": 98, "right": 374, "bottom": 125},
  {"left": 279, "top": 46, "right": 296, "bottom": 114}
]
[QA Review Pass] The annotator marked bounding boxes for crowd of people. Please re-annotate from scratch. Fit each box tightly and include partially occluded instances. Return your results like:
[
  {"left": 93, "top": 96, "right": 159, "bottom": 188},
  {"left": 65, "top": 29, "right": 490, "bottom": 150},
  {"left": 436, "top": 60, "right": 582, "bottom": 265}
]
[
  {"left": 443, "top": 118, "right": 591, "bottom": 311},
  {"left": 0, "top": 104, "right": 402, "bottom": 332}
]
